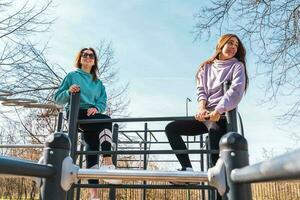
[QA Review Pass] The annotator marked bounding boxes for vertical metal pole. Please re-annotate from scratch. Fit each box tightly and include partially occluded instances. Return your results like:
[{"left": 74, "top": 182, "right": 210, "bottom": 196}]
[
  {"left": 109, "top": 124, "right": 119, "bottom": 200},
  {"left": 67, "top": 92, "right": 80, "bottom": 200},
  {"left": 185, "top": 98, "right": 191, "bottom": 150},
  {"left": 75, "top": 140, "right": 84, "bottom": 200},
  {"left": 143, "top": 123, "right": 148, "bottom": 200},
  {"left": 200, "top": 134, "right": 205, "bottom": 200},
  {"left": 223, "top": 82, "right": 238, "bottom": 132},
  {"left": 220, "top": 132, "right": 252, "bottom": 200},
  {"left": 68, "top": 92, "right": 80, "bottom": 158},
  {"left": 41, "top": 132, "right": 71, "bottom": 200},
  {"left": 205, "top": 135, "right": 215, "bottom": 200},
  {"left": 57, "top": 111, "right": 63, "bottom": 132}
]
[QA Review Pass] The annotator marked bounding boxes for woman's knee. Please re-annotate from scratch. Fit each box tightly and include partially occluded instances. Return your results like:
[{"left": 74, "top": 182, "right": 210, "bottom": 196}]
[
  {"left": 165, "top": 121, "right": 178, "bottom": 136},
  {"left": 100, "top": 114, "right": 111, "bottom": 119}
]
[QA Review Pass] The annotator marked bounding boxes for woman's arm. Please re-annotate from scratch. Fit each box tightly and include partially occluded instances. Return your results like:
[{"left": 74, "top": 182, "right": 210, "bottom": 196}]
[
  {"left": 195, "top": 70, "right": 210, "bottom": 121},
  {"left": 196, "top": 70, "right": 207, "bottom": 103},
  {"left": 54, "top": 75, "right": 72, "bottom": 105},
  {"left": 214, "top": 62, "right": 246, "bottom": 114}
]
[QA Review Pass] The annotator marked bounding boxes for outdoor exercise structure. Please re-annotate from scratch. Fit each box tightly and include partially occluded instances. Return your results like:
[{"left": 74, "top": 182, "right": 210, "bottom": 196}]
[{"left": 0, "top": 90, "right": 300, "bottom": 200}]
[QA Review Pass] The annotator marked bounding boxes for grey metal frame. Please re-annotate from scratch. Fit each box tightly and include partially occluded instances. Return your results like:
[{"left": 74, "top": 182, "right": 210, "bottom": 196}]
[
  {"left": 0, "top": 132, "right": 71, "bottom": 200},
  {"left": 1, "top": 112, "right": 300, "bottom": 200},
  {"left": 66, "top": 92, "right": 236, "bottom": 200}
]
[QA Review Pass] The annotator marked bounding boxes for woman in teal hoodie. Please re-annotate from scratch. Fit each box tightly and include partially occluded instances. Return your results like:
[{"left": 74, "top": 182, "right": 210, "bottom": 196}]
[{"left": 55, "top": 47, "right": 119, "bottom": 199}]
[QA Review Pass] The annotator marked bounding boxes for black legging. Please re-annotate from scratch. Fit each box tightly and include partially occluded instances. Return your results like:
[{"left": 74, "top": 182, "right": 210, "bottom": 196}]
[
  {"left": 165, "top": 119, "right": 227, "bottom": 169},
  {"left": 78, "top": 109, "right": 113, "bottom": 184}
]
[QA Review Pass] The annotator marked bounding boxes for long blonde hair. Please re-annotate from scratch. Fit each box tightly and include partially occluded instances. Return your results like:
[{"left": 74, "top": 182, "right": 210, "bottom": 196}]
[{"left": 196, "top": 34, "right": 249, "bottom": 92}]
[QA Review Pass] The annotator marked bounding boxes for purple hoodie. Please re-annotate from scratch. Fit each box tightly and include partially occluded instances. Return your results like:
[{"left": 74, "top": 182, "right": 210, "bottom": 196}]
[{"left": 196, "top": 57, "right": 246, "bottom": 114}]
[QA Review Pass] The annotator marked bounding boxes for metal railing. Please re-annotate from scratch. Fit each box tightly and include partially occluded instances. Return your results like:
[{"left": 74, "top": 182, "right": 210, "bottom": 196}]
[
  {"left": 0, "top": 132, "right": 72, "bottom": 200},
  {"left": 3, "top": 91, "right": 300, "bottom": 200},
  {"left": 1, "top": 121, "right": 300, "bottom": 200}
]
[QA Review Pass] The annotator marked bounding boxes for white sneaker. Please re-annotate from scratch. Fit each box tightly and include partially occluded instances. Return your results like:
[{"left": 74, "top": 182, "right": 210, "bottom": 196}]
[
  {"left": 100, "top": 164, "right": 122, "bottom": 184},
  {"left": 184, "top": 167, "right": 194, "bottom": 172},
  {"left": 169, "top": 167, "right": 194, "bottom": 185}
]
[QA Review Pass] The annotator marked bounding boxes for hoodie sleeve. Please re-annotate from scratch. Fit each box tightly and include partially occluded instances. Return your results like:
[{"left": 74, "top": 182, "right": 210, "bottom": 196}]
[
  {"left": 95, "top": 82, "right": 107, "bottom": 113},
  {"left": 215, "top": 62, "right": 246, "bottom": 114},
  {"left": 196, "top": 68, "right": 207, "bottom": 102},
  {"left": 54, "top": 74, "right": 72, "bottom": 105}
]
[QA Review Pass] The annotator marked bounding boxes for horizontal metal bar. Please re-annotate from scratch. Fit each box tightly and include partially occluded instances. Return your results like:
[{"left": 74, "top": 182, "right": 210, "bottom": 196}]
[
  {"left": 74, "top": 183, "right": 214, "bottom": 190},
  {"left": 0, "top": 156, "right": 55, "bottom": 178},
  {"left": 120, "top": 130, "right": 165, "bottom": 133},
  {"left": 118, "top": 141, "right": 205, "bottom": 144},
  {"left": 231, "top": 148, "right": 300, "bottom": 183},
  {"left": 75, "top": 149, "right": 218, "bottom": 155},
  {"left": 117, "top": 159, "right": 202, "bottom": 163},
  {"left": 0, "top": 141, "right": 205, "bottom": 146},
  {"left": 0, "top": 89, "right": 13, "bottom": 96},
  {"left": 0, "top": 144, "right": 43, "bottom": 148},
  {"left": 78, "top": 116, "right": 195, "bottom": 124},
  {"left": 77, "top": 168, "right": 208, "bottom": 183},
  {"left": 78, "top": 115, "right": 226, "bottom": 124}
]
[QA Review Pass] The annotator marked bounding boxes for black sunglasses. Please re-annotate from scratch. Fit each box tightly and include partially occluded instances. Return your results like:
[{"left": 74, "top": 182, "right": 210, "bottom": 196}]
[{"left": 82, "top": 53, "right": 95, "bottom": 59}]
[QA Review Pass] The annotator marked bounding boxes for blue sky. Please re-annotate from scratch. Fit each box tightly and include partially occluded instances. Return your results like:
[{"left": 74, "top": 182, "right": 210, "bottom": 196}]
[{"left": 43, "top": 0, "right": 297, "bottom": 165}]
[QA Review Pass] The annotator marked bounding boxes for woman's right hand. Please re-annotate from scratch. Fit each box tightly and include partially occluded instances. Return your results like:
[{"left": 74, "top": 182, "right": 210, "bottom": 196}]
[
  {"left": 195, "top": 108, "right": 210, "bottom": 121},
  {"left": 69, "top": 84, "right": 80, "bottom": 94}
]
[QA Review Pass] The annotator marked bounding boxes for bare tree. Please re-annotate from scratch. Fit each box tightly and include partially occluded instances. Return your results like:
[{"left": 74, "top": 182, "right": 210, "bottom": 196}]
[
  {"left": 0, "top": 0, "right": 129, "bottom": 143},
  {"left": 194, "top": 0, "right": 300, "bottom": 122}
]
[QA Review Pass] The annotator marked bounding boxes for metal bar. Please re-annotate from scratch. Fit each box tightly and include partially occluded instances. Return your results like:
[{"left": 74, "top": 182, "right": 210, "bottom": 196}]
[
  {"left": 78, "top": 116, "right": 226, "bottom": 124},
  {"left": 68, "top": 93, "right": 80, "bottom": 159},
  {"left": 110, "top": 124, "right": 119, "bottom": 200},
  {"left": 120, "top": 132, "right": 133, "bottom": 141},
  {"left": 135, "top": 131, "right": 144, "bottom": 141},
  {"left": 0, "top": 156, "right": 55, "bottom": 178},
  {"left": 117, "top": 159, "right": 202, "bottom": 163},
  {"left": 220, "top": 132, "right": 252, "bottom": 200},
  {"left": 0, "top": 141, "right": 130, "bottom": 148},
  {"left": 143, "top": 123, "right": 148, "bottom": 200},
  {"left": 223, "top": 81, "right": 238, "bottom": 132},
  {"left": 200, "top": 134, "right": 206, "bottom": 200},
  {"left": 148, "top": 131, "right": 158, "bottom": 142},
  {"left": 23, "top": 103, "right": 62, "bottom": 109},
  {"left": 78, "top": 116, "right": 195, "bottom": 124},
  {"left": 0, "top": 144, "right": 43, "bottom": 148},
  {"left": 75, "top": 142, "right": 85, "bottom": 200},
  {"left": 74, "top": 183, "right": 214, "bottom": 190},
  {"left": 231, "top": 148, "right": 300, "bottom": 184},
  {"left": 75, "top": 149, "right": 219, "bottom": 155},
  {"left": 0, "top": 89, "right": 13, "bottom": 96},
  {"left": 57, "top": 111, "right": 63, "bottom": 132},
  {"left": 41, "top": 132, "right": 71, "bottom": 200},
  {"left": 67, "top": 93, "right": 80, "bottom": 200},
  {"left": 119, "top": 130, "right": 165, "bottom": 133},
  {"left": 117, "top": 141, "right": 202, "bottom": 144},
  {"left": 77, "top": 168, "right": 208, "bottom": 183}
]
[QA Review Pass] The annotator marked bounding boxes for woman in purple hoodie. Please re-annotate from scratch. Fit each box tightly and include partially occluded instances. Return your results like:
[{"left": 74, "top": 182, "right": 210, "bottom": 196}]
[{"left": 165, "top": 34, "right": 249, "bottom": 174}]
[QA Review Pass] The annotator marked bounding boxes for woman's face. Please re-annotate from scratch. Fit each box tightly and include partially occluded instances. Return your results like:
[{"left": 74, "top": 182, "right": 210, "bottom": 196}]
[
  {"left": 220, "top": 37, "right": 238, "bottom": 60},
  {"left": 80, "top": 49, "right": 95, "bottom": 68}
]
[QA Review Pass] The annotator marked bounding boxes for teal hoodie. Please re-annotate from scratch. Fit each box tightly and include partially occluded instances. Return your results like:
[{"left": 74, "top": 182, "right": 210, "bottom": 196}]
[{"left": 54, "top": 69, "right": 107, "bottom": 112}]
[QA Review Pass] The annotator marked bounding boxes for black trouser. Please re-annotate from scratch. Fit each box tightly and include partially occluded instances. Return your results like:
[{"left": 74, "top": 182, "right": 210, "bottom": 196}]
[
  {"left": 78, "top": 109, "right": 113, "bottom": 184},
  {"left": 165, "top": 119, "right": 226, "bottom": 200},
  {"left": 165, "top": 119, "right": 227, "bottom": 168}
]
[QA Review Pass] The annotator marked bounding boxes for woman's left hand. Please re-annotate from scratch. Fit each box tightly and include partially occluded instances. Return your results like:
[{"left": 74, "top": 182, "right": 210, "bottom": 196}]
[
  {"left": 87, "top": 108, "right": 98, "bottom": 116},
  {"left": 209, "top": 110, "right": 221, "bottom": 122}
]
